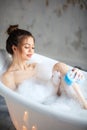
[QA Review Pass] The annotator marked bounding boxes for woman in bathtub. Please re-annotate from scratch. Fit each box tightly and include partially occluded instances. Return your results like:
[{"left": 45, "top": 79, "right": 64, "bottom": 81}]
[{"left": 1, "top": 24, "right": 87, "bottom": 109}]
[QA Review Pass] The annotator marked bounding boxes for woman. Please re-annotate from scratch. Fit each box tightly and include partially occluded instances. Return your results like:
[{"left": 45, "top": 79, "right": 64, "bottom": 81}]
[
  {"left": 1, "top": 25, "right": 36, "bottom": 90},
  {"left": 1, "top": 25, "right": 87, "bottom": 109}
]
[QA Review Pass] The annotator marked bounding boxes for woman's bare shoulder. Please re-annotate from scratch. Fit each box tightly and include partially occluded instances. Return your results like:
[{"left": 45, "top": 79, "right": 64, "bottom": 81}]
[{"left": 1, "top": 71, "right": 16, "bottom": 90}]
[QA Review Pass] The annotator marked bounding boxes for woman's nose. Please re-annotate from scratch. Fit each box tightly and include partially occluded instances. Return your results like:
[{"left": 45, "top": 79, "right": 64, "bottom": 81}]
[{"left": 28, "top": 47, "right": 33, "bottom": 52}]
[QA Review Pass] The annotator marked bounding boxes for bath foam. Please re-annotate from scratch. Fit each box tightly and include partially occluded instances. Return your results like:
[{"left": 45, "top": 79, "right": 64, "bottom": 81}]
[
  {"left": 16, "top": 62, "right": 87, "bottom": 119},
  {"left": 17, "top": 78, "right": 56, "bottom": 103},
  {"left": 17, "top": 63, "right": 57, "bottom": 102}
]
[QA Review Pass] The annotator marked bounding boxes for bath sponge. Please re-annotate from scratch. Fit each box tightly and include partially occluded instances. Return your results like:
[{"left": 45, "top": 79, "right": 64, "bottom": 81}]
[{"left": 64, "top": 70, "right": 85, "bottom": 86}]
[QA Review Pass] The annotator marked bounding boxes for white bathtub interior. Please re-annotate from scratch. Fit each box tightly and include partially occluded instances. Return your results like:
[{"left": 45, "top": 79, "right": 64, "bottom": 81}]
[{"left": 0, "top": 50, "right": 87, "bottom": 130}]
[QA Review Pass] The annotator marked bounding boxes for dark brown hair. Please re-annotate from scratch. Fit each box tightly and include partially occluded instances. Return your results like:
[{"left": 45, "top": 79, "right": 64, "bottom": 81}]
[{"left": 6, "top": 24, "right": 35, "bottom": 55}]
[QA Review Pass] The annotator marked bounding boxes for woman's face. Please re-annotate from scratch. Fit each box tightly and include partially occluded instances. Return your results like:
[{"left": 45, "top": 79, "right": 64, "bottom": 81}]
[{"left": 18, "top": 36, "right": 35, "bottom": 61}]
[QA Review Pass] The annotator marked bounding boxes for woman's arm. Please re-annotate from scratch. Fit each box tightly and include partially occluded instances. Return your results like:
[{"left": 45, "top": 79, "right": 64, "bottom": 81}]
[
  {"left": 72, "top": 83, "right": 87, "bottom": 109},
  {"left": 52, "top": 62, "right": 87, "bottom": 109}
]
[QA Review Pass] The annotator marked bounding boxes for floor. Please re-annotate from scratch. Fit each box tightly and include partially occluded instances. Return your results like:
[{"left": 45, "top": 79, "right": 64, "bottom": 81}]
[{"left": 0, "top": 95, "right": 16, "bottom": 130}]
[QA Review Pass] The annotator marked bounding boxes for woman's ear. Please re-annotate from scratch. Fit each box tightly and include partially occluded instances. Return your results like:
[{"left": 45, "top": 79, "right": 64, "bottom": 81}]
[{"left": 12, "top": 45, "right": 17, "bottom": 53}]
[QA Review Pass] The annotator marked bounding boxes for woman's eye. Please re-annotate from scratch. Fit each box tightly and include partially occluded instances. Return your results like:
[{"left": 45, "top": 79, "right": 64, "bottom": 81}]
[
  {"left": 25, "top": 46, "right": 29, "bottom": 49},
  {"left": 24, "top": 46, "right": 35, "bottom": 49},
  {"left": 32, "top": 47, "right": 35, "bottom": 49}
]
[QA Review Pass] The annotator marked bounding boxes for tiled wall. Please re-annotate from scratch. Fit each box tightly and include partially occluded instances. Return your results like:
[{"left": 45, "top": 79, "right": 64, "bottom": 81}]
[{"left": 0, "top": 0, "right": 87, "bottom": 69}]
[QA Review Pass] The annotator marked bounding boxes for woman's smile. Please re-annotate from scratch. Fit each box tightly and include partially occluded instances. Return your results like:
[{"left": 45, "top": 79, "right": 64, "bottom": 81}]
[{"left": 27, "top": 54, "right": 33, "bottom": 58}]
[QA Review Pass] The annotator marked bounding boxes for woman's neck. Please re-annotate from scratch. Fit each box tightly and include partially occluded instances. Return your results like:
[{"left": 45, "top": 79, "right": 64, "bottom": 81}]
[{"left": 10, "top": 56, "right": 27, "bottom": 71}]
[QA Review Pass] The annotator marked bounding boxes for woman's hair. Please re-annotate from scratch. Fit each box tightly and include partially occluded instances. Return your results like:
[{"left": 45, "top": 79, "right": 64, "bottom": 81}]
[{"left": 6, "top": 24, "right": 35, "bottom": 55}]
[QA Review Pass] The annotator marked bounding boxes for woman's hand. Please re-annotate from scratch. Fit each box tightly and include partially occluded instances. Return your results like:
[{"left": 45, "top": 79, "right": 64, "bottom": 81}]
[{"left": 71, "top": 68, "right": 85, "bottom": 83}]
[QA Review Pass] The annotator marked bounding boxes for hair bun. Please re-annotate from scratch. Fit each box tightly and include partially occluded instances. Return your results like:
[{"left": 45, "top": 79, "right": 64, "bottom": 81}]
[{"left": 7, "top": 24, "right": 19, "bottom": 35}]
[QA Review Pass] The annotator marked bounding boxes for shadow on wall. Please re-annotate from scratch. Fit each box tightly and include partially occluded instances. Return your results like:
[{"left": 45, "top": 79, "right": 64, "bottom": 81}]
[{"left": 71, "top": 27, "right": 86, "bottom": 50}]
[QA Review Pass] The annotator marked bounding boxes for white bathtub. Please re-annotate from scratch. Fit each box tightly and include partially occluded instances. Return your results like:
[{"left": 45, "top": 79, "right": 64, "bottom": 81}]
[{"left": 0, "top": 53, "right": 87, "bottom": 130}]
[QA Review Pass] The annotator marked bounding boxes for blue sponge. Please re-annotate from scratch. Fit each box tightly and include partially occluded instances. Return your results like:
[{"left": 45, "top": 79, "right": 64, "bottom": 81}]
[{"left": 64, "top": 70, "right": 84, "bottom": 86}]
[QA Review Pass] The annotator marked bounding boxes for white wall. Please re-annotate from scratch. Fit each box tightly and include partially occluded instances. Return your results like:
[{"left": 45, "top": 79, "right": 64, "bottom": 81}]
[{"left": 0, "top": 0, "right": 87, "bottom": 69}]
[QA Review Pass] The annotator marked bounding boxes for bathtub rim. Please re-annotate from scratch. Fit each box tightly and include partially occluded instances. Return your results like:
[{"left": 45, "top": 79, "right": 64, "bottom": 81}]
[{"left": 0, "top": 80, "right": 87, "bottom": 127}]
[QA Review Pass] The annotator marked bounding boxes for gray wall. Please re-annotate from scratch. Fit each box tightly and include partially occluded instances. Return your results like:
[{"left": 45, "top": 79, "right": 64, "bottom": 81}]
[{"left": 0, "top": 0, "right": 87, "bottom": 69}]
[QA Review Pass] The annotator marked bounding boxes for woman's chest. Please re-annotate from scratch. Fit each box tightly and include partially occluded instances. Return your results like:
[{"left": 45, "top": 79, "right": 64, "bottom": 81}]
[{"left": 14, "top": 68, "right": 36, "bottom": 86}]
